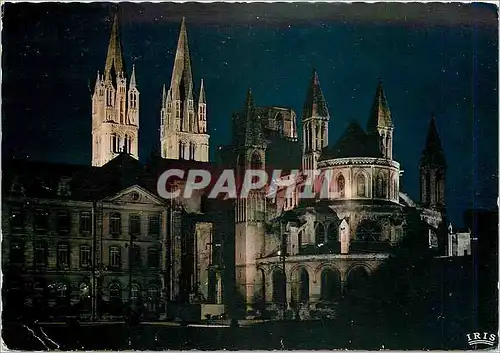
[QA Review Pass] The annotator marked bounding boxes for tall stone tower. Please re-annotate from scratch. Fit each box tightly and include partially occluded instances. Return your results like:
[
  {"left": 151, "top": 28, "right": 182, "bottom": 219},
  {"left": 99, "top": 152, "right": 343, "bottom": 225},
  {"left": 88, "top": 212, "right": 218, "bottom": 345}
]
[
  {"left": 366, "top": 79, "right": 393, "bottom": 159},
  {"left": 92, "top": 14, "right": 139, "bottom": 167},
  {"left": 160, "top": 17, "right": 209, "bottom": 161},
  {"left": 234, "top": 89, "right": 267, "bottom": 311},
  {"left": 420, "top": 114, "right": 447, "bottom": 209},
  {"left": 302, "top": 69, "right": 330, "bottom": 171}
]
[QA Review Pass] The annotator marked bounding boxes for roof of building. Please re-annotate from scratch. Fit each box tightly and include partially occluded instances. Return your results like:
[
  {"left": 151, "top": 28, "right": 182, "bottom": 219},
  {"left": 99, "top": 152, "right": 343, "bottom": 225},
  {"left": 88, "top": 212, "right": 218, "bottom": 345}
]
[
  {"left": 420, "top": 115, "right": 446, "bottom": 169},
  {"left": 319, "top": 121, "right": 381, "bottom": 161},
  {"left": 302, "top": 69, "right": 329, "bottom": 119},
  {"left": 366, "top": 79, "right": 393, "bottom": 133}
]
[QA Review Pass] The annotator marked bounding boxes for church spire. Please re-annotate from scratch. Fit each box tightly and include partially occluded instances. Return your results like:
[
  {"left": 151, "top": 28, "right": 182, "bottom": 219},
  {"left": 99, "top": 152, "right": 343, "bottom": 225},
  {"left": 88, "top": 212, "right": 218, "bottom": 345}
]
[
  {"left": 198, "top": 79, "right": 206, "bottom": 104},
  {"left": 170, "top": 16, "right": 194, "bottom": 100},
  {"left": 244, "top": 88, "right": 264, "bottom": 147},
  {"left": 129, "top": 64, "right": 137, "bottom": 87},
  {"left": 421, "top": 114, "right": 446, "bottom": 169},
  {"left": 367, "top": 78, "right": 393, "bottom": 133},
  {"left": 160, "top": 17, "right": 209, "bottom": 162},
  {"left": 419, "top": 114, "right": 446, "bottom": 209},
  {"left": 302, "top": 68, "right": 329, "bottom": 120},
  {"left": 104, "top": 12, "right": 126, "bottom": 83}
]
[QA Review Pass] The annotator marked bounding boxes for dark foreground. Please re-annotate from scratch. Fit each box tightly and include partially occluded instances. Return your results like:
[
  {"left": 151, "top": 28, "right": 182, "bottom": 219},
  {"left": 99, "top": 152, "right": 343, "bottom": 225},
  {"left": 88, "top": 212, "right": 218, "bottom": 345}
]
[{"left": 2, "top": 319, "right": 489, "bottom": 351}]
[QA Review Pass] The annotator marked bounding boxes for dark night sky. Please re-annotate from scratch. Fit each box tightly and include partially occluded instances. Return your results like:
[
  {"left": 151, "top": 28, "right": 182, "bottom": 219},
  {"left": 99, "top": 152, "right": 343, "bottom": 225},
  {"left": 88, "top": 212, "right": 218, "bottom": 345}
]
[{"left": 2, "top": 2, "right": 498, "bottom": 226}]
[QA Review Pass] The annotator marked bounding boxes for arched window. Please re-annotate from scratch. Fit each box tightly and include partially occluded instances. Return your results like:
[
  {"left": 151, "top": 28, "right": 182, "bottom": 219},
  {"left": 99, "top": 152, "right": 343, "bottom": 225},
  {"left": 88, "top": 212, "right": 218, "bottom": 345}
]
[
  {"left": 425, "top": 171, "right": 431, "bottom": 204},
  {"left": 346, "top": 266, "right": 369, "bottom": 299},
  {"left": 131, "top": 284, "right": 140, "bottom": 303},
  {"left": 375, "top": 174, "right": 386, "bottom": 198},
  {"left": 179, "top": 142, "right": 185, "bottom": 159},
  {"left": 436, "top": 170, "right": 444, "bottom": 205},
  {"left": 356, "top": 219, "right": 382, "bottom": 242},
  {"left": 315, "top": 222, "right": 325, "bottom": 246},
  {"left": 298, "top": 268, "right": 309, "bottom": 303},
  {"left": 56, "top": 283, "right": 68, "bottom": 300},
  {"left": 123, "top": 135, "right": 128, "bottom": 154},
  {"left": 298, "top": 230, "right": 304, "bottom": 247},
  {"left": 391, "top": 178, "right": 397, "bottom": 200},
  {"left": 79, "top": 282, "right": 90, "bottom": 300},
  {"left": 189, "top": 143, "right": 196, "bottom": 160},
  {"left": 337, "top": 174, "right": 345, "bottom": 198},
  {"left": 272, "top": 269, "right": 286, "bottom": 304},
  {"left": 111, "top": 134, "right": 117, "bottom": 152},
  {"left": 356, "top": 173, "right": 366, "bottom": 197},
  {"left": 320, "top": 268, "right": 341, "bottom": 301},
  {"left": 148, "top": 285, "right": 159, "bottom": 301},
  {"left": 327, "top": 223, "right": 338, "bottom": 243},
  {"left": 109, "top": 283, "right": 121, "bottom": 300},
  {"left": 251, "top": 151, "right": 262, "bottom": 169},
  {"left": 276, "top": 113, "right": 284, "bottom": 135}
]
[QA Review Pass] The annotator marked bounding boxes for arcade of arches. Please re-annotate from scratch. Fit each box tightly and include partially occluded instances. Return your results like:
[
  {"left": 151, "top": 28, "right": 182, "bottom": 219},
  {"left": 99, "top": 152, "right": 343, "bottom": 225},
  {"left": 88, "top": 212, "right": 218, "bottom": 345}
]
[{"left": 257, "top": 259, "right": 384, "bottom": 306}]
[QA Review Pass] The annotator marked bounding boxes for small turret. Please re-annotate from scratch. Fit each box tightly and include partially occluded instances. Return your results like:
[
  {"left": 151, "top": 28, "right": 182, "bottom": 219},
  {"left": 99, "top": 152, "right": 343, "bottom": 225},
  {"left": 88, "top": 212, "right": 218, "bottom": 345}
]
[
  {"left": 367, "top": 79, "right": 394, "bottom": 159},
  {"left": 420, "top": 114, "right": 447, "bottom": 209}
]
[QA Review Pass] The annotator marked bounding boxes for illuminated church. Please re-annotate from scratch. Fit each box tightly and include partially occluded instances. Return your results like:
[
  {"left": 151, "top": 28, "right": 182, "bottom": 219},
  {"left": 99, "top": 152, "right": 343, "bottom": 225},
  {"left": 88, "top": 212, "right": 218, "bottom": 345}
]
[{"left": 3, "top": 13, "right": 449, "bottom": 321}]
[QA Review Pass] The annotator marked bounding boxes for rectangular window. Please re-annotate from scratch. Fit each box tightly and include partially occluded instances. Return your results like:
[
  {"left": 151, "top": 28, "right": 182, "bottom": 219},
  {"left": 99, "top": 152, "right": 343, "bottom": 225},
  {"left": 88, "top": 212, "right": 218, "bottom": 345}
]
[
  {"left": 57, "top": 244, "right": 70, "bottom": 268},
  {"left": 110, "top": 213, "right": 122, "bottom": 237},
  {"left": 130, "top": 245, "right": 142, "bottom": 268},
  {"left": 148, "top": 215, "right": 160, "bottom": 237},
  {"left": 34, "top": 210, "right": 49, "bottom": 232},
  {"left": 57, "top": 211, "right": 71, "bottom": 234},
  {"left": 9, "top": 208, "right": 24, "bottom": 229},
  {"left": 9, "top": 243, "right": 24, "bottom": 264},
  {"left": 80, "top": 245, "right": 92, "bottom": 268},
  {"left": 109, "top": 246, "right": 121, "bottom": 269},
  {"left": 80, "top": 212, "right": 92, "bottom": 233},
  {"left": 35, "top": 241, "right": 48, "bottom": 267},
  {"left": 129, "top": 214, "right": 141, "bottom": 237},
  {"left": 147, "top": 247, "right": 159, "bottom": 269}
]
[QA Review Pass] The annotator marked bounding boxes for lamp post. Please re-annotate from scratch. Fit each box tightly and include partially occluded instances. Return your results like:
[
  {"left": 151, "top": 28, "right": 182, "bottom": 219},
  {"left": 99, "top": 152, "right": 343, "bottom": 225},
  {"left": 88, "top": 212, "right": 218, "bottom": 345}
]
[{"left": 279, "top": 221, "right": 287, "bottom": 320}]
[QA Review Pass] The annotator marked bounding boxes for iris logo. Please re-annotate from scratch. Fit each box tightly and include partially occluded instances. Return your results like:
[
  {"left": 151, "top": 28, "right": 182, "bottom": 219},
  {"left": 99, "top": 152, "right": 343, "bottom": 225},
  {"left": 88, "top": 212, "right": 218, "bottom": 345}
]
[{"left": 466, "top": 332, "right": 497, "bottom": 347}]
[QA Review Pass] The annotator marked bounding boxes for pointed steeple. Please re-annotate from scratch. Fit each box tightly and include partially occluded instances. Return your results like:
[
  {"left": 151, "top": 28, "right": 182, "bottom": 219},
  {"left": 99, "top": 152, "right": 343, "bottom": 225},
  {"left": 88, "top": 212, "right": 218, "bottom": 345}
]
[
  {"left": 367, "top": 79, "right": 393, "bottom": 133},
  {"left": 303, "top": 68, "right": 329, "bottom": 119},
  {"left": 198, "top": 79, "right": 206, "bottom": 104},
  {"left": 170, "top": 16, "right": 194, "bottom": 100},
  {"left": 129, "top": 64, "right": 137, "bottom": 87},
  {"left": 104, "top": 12, "right": 126, "bottom": 83},
  {"left": 244, "top": 88, "right": 264, "bottom": 147},
  {"left": 421, "top": 114, "right": 446, "bottom": 169}
]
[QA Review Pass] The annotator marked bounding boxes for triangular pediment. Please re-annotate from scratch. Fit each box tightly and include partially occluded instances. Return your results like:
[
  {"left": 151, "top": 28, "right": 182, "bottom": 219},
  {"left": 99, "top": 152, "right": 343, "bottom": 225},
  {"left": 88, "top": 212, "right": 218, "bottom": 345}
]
[{"left": 103, "top": 185, "right": 166, "bottom": 206}]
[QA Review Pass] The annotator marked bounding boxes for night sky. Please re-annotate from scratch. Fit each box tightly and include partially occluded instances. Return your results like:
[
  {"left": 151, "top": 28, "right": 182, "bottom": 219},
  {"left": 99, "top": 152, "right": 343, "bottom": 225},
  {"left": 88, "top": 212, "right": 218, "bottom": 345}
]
[{"left": 2, "top": 2, "right": 498, "bottom": 226}]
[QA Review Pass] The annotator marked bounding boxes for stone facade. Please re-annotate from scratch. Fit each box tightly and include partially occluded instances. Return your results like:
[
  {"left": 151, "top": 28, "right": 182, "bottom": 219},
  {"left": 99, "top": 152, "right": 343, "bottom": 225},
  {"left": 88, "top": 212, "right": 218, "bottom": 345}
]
[
  {"left": 219, "top": 72, "right": 448, "bottom": 319},
  {"left": 92, "top": 15, "right": 139, "bottom": 167}
]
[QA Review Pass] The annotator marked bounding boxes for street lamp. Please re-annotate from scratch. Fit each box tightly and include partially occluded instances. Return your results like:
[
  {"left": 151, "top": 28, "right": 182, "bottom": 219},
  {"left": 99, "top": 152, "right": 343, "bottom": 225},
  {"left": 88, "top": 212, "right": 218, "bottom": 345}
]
[{"left": 279, "top": 221, "right": 287, "bottom": 320}]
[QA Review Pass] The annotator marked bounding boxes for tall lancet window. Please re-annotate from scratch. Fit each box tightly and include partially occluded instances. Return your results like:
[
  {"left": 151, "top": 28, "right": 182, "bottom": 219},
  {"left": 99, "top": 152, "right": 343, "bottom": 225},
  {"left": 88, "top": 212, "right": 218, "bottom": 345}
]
[
  {"left": 111, "top": 134, "right": 118, "bottom": 153},
  {"left": 130, "top": 93, "right": 137, "bottom": 109},
  {"left": 123, "top": 135, "right": 128, "bottom": 154},
  {"left": 357, "top": 173, "right": 366, "bottom": 197},
  {"left": 375, "top": 174, "right": 387, "bottom": 198},
  {"left": 276, "top": 113, "right": 284, "bottom": 135},
  {"left": 189, "top": 143, "right": 195, "bottom": 160},
  {"left": 120, "top": 98, "right": 125, "bottom": 123},
  {"left": 179, "top": 141, "right": 185, "bottom": 159},
  {"left": 337, "top": 174, "right": 345, "bottom": 198}
]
